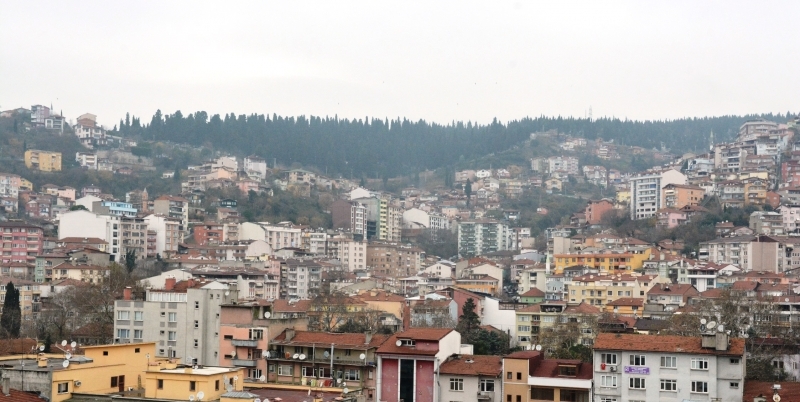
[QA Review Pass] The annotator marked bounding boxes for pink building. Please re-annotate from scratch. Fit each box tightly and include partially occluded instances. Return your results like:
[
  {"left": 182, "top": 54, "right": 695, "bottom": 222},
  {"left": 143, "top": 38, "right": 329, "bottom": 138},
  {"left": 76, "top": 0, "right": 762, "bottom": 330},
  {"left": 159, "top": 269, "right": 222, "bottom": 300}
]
[
  {"left": 377, "top": 328, "right": 462, "bottom": 402},
  {"left": 434, "top": 286, "right": 484, "bottom": 319},
  {"left": 0, "top": 222, "right": 43, "bottom": 264},
  {"left": 656, "top": 208, "right": 687, "bottom": 229},
  {"left": 585, "top": 199, "right": 614, "bottom": 225}
]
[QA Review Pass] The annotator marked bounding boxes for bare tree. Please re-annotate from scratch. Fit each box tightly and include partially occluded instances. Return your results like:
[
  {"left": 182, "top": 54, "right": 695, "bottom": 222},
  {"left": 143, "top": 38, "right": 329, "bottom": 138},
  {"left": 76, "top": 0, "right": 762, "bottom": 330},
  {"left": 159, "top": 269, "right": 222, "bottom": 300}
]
[{"left": 308, "top": 293, "right": 351, "bottom": 332}]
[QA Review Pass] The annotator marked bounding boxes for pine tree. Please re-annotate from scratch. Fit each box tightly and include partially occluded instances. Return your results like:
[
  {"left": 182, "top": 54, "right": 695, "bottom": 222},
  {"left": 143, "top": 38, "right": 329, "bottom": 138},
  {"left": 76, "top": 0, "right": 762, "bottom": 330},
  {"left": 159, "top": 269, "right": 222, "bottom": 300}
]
[
  {"left": 465, "top": 180, "right": 473, "bottom": 207},
  {"left": 457, "top": 298, "right": 481, "bottom": 333},
  {"left": 0, "top": 281, "right": 21, "bottom": 338}
]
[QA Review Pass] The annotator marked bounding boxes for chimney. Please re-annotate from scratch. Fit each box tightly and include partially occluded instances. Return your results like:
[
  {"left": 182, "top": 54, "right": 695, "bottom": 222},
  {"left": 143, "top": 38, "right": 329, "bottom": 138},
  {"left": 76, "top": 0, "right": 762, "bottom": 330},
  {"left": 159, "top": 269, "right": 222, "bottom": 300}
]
[
  {"left": 165, "top": 277, "right": 177, "bottom": 291},
  {"left": 285, "top": 329, "right": 295, "bottom": 342},
  {"left": 365, "top": 332, "right": 372, "bottom": 344},
  {"left": 123, "top": 287, "right": 132, "bottom": 301},
  {"left": 1, "top": 374, "right": 9, "bottom": 396}
]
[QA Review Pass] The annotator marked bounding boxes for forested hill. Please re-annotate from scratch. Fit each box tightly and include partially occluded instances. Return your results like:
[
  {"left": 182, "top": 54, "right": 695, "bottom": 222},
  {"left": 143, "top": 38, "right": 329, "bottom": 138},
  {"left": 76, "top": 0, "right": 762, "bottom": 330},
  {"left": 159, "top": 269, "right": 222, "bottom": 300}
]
[{"left": 118, "top": 111, "right": 794, "bottom": 177}]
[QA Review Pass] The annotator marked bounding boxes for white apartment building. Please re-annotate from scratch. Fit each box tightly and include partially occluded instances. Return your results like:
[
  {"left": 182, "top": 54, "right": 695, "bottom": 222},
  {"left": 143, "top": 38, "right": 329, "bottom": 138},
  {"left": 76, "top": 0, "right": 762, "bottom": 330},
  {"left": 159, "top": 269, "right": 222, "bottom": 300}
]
[
  {"left": 629, "top": 169, "right": 687, "bottom": 219},
  {"left": 326, "top": 236, "right": 367, "bottom": 271},
  {"left": 403, "top": 208, "right": 450, "bottom": 232},
  {"left": 239, "top": 222, "right": 302, "bottom": 251},
  {"left": 243, "top": 155, "right": 268, "bottom": 180},
  {"left": 75, "top": 152, "right": 98, "bottom": 169},
  {"left": 58, "top": 209, "right": 125, "bottom": 262},
  {"left": 779, "top": 204, "right": 800, "bottom": 234},
  {"left": 457, "top": 220, "right": 510, "bottom": 257},
  {"left": 113, "top": 278, "right": 239, "bottom": 365},
  {"left": 153, "top": 195, "right": 189, "bottom": 236},
  {"left": 548, "top": 156, "right": 579, "bottom": 176},
  {"left": 699, "top": 235, "right": 785, "bottom": 272},
  {"left": 593, "top": 333, "right": 745, "bottom": 402},
  {"left": 143, "top": 214, "right": 182, "bottom": 258},
  {"left": 280, "top": 259, "right": 322, "bottom": 299}
]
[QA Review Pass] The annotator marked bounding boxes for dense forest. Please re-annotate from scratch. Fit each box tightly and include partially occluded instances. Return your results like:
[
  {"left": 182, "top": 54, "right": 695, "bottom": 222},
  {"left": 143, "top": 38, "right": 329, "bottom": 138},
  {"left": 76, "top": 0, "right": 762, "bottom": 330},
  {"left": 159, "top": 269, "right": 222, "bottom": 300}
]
[{"left": 117, "top": 110, "right": 796, "bottom": 177}]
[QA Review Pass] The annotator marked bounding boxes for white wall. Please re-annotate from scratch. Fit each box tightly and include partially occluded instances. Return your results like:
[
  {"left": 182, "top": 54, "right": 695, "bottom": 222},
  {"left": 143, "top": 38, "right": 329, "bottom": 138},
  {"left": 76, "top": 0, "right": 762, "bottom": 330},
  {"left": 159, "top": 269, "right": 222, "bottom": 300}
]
[
  {"left": 239, "top": 222, "right": 266, "bottom": 241},
  {"left": 481, "top": 297, "right": 517, "bottom": 346}
]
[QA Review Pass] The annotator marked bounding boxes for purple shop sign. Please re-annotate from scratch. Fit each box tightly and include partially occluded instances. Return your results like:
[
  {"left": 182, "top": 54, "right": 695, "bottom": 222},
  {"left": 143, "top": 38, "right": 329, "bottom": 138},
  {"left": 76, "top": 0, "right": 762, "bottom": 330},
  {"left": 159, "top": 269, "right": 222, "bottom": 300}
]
[{"left": 624, "top": 366, "right": 650, "bottom": 375}]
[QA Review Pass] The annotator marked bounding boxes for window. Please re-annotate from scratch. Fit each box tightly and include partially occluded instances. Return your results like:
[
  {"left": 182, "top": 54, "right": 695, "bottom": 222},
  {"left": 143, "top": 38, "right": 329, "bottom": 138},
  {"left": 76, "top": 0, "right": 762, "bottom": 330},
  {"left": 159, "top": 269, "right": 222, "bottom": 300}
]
[
  {"left": 629, "top": 355, "right": 646, "bottom": 366},
  {"left": 344, "top": 369, "right": 360, "bottom": 381},
  {"left": 516, "top": 396, "right": 521, "bottom": 402},
  {"left": 195, "top": 301, "right": 199, "bottom": 309},
  {"left": 600, "top": 353, "right": 617, "bottom": 365},
  {"left": 691, "top": 358, "right": 709, "bottom": 370},
  {"left": 691, "top": 381, "right": 708, "bottom": 393},
  {"left": 730, "top": 382, "right": 740, "bottom": 389},
  {"left": 507, "top": 372, "right": 512, "bottom": 379},
  {"left": 190, "top": 381, "right": 196, "bottom": 391},
  {"left": 660, "top": 379, "right": 676, "bottom": 391},
  {"left": 168, "top": 312, "right": 177, "bottom": 322},
  {"left": 600, "top": 398, "right": 617, "bottom": 402},
  {"left": 518, "top": 325, "right": 531, "bottom": 332},
  {"left": 215, "top": 380, "right": 220, "bottom": 391},
  {"left": 135, "top": 348, "right": 140, "bottom": 353},
  {"left": 117, "top": 310, "right": 130, "bottom": 320},
  {"left": 516, "top": 372, "right": 522, "bottom": 380},
  {"left": 278, "top": 365, "right": 293, "bottom": 375},
  {"left": 157, "top": 379, "right": 164, "bottom": 389},
  {"left": 134, "top": 311, "right": 143, "bottom": 321},
  {"left": 194, "top": 320, "right": 199, "bottom": 328},
  {"left": 134, "top": 330, "right": 143, "bottom": 339},
  {"left": 168, "top": 331, "right": 177, "bottom": 341},
  {"left": 57, "top": 382, "right": 69, "bottom": 394},
  {"left": 194, "top": 339, "right": 198, "bottom": 347},
  {"left": 117, "top": 329, "right": 130, "bottom": 339},
  {"left": 531, "top": 388, "right": 554, "bottom": 400},
  {"left": 730, "top": 358, "right": 740, "bottom": 364},
  {"left": 773, "top": 360, "right": 785, "bottom": 369},
  {"left": 302, "top": 366, "right": 314, "bottom": 377},
  {"left": 479, "top": 379, "right": 495, "bottom": 392},
  {"left": 600, "top": 375, "right": 617, "bottom": 387},
  {"left": 629, "top": 378, "right": 646, "bottom": 389},
  {"left": 449, "top": 378, "right": 463, "bottom": 391},
  {"left": 660, "top": 356, "right": 677, "bottom": 368},
  {"left": 111, "top": 377, "right": 118, "bottom": 387}
]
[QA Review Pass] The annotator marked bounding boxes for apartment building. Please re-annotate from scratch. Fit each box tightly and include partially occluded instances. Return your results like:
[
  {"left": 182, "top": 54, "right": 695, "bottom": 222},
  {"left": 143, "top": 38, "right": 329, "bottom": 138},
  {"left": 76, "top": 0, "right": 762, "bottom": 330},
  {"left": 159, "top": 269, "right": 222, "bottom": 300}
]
[
  {"left": 585, "top": 199, "right": 614, "bottom": 225},
  {"left": 503, "top": 351, "right": 592, "bottom": 402},
  {"left": 548, "top": 156, "right": 580, "bottom": 176},
  {"left": 440, "top": 355, "right": 503, "bottom": 402},
  {"left": 279, "top": 259, "right": 322, "bottom": 299},
  {"left": 629, "top": 169, "right": 686, "bottom": 219},
  {"left": 750, "top": 211, "right": 784, "bottom": 235},
  {"left": 24, "top": 149, "right": 62, "bottom": 172},
  {"left": 662, "top": 183, "right": 704, "bottom": 209},
  {"left": 592, "top": 333, "right": 745, "bottom": 402},
  {"left": 514, "top": 301, "right": 600, "bottom": 349},
  {"left": 403, "top": 207, "right": 451, "bottom": 232},
  {"left": 458, "top": 220, "right": 510, "bottom": 257},
  {"left": 153, "top": 195, "right": 189, "bottom": 236},
  {"left": 330, "top": 200, "right": 368, "bottom": 236},
  {"left": 243, "top": 154, "right": 268, "bottom": 180},
  {"left": 143, "top": 214, "right": 182, "bottom": 258},
  {"left": 565, "top": 273, "right": 663, "bottom": 308},
  {"left": 366, "top": 242, "right": 423, "bottom": 278},
  {"left": 72, "top": 113, "right": 108, "bottom": 147},
  {"left": 240, "top": 221, "right": 302, "bottom": 251},
  {"left": 699, "top": 235, "right": 784, "bottom": 272},
  {"left": 0, "top": 276, "right": 42, "bottom": 321},
  {"left": 326, "top": 235, "right": 367, "bottom": 271},
  {"left": 113, "top": 277, "right": 239, "bottom": 365},
  {"left": 0, "top": 222, "right": 43, "bottom": 264},
  {"left": 552, "top": 247, "right": 653, "bottom": 275}
]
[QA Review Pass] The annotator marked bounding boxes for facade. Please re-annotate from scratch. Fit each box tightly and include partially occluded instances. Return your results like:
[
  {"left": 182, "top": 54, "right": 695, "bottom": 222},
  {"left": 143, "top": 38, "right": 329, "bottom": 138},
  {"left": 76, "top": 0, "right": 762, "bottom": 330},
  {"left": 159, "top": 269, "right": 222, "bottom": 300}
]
[
  {"left": 585, "top": 199, "right": 614, "bottom": 225},
  {"left": 72, "top": 113, "right": 108, "bottom": 147},
  {"left": 279, "top": 259, "right": 322, "bottom": 299},
  {"left": 440, "top": 355, "right": 503, "bottom": 402},
  {"left": 112, "top": 278, "right": 240, "bottom": 365},
  {"left": 503, "top": 351, "right": 593, "bottom": 402},
  {"left": 458, "top": 220, "right": 510, "bottom": 257},
  {"left": 243, "top": 155, "right": 268, "bottom": 180},
  {"left": 376, "top": 327, "right": 462, "bottom": 402},
  {"left": 0, "top": 276, "right": 42, "bottom": 321},
  {"left": 366, "top": 242, "right": 423, "bottom": 278},
  {"left": 153, "top": 195, "right": 189, "bottom": 236},
  {"left": 0, "top": 222, "right": 43, "bottom": 264},
  {"left": 592, "top": 333, "right": 745, "bottom": 402},
  {"left": 326, "top": 235, "right": 368, "bottom": 271},
  {"left": 629, "top": 169, "right": 687, "bottom": 220},
  {"left": 143, "top": 214, "right": 182, "bottom": 258},
  {"left": 662, "top": 183, "right": 705, "bottom": 209},
  {"left": 24, "top": 150, "right": 62, "bottom": 172},
  {"left": 565, "top": 274, "right": 662, "bottom": 309}
]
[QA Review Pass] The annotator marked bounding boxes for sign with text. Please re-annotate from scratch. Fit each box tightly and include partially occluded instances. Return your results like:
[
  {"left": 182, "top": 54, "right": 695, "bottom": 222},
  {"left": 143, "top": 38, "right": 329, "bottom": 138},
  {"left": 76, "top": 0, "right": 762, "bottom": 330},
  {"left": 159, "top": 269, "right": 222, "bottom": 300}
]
[{"left": 624, "top": 366, "right": 650, "bottom": 375}]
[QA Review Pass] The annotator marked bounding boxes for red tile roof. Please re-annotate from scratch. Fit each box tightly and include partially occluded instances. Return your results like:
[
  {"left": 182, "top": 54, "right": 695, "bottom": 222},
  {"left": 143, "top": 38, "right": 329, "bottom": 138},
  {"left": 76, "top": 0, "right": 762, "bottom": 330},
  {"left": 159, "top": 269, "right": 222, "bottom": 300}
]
[
  {"left": 594, "top": 333, "right": 745, "bottom": 356},
  {"left": 606, "top": 297, "right": 644, "bottom": 307},
  {"left": 355, "top": 290, "right": 405, "bottom": 302},
  {"left": 520, "top": 288, "right": 545, "bottom": 297},
  {"left": 564, "top": 302, "right": 601, "bottom": 314},
  {"left": 743, "top": 381, "right": 800, "bottom": 401},
  {"left": 439, "top": 355, "right": 502, "bottom": 376},
  {"left": 647, "top": 283, "right": 699, "bottom": 296},
  {"left": 377, "top": 328, "right": 454, "bottom": 356},
  {"left": 0, "top": 389, "right": 47, "bottom": 402},
  {"left": 271, "top": 299, "right": 311, "bottom": 313}
]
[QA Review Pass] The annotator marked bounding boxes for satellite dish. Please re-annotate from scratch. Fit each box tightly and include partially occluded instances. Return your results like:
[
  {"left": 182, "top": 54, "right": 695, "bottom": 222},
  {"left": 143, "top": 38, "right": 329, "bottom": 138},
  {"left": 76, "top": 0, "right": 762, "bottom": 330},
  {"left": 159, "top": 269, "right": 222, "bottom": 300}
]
[
  {"left": 700, "top": 324, "right": 707, "bottom": 331},
  {"left": 225, "top": 291, "right": 230, "bottom": 296},
  {"left": 293, "top": 353, "right": 300, "bottom": 359},
  {"left": 262, "top": 350, "right": 269, "bottom": 357},
  {"left": 786, "top": 298, "right": 790, "bottom": 302},
  {"left": 343, "top": 387, "right": 349, "bottom": 393},
  {"left": 146, "top": 354, "right": 150, "bottom": 359},
  {"left": 197, "top": 391, "right": 205, "bottom": 400},
  {"left": 65, "top": 352, "right": 72, "bottom": 360},
  {"left": 62, "top": 360, "right": 70, "bottom": 368},
  {"left": 359, "top": 353, "right": 366, "bottom": 360},
  {"left": 259, "top": 375, "right": 266, "bottom": 382},
  {"left": 264, "top": 312, "right": 271, "bottom": 319},
  {"left": 535, "top": 345, "right": 542, "bottom": 351},
  {"left": 189, "top": 395, "right": 195, "bottom": 402},
  {"left": 233, "top": 375, "right": 239, "bottom": 381},
  {"left": 231, "top": 351, "right": 236, "bottom": 359},
  {"left": 337, "top": 378, "right": 342, "bottom": 384},
  {"left": 39, "top": 345, "right": 45, "bottom": 351},
  {"left": 299, "top": 354, "right": 306, "bottom": 360},
  {"left": 707, "top": 321, "right": 717, "bottom": 329},
  {"left": 395, "top": 340, "right": 402, "bottom": 347},
  {"left": 700, "top": 318, "right": 707, "bottom": 325},
  {"left": 61, "top": 340, "right": 67, "bottom": 347},
  {"left": 323, "top": 351, "right": 330, "bottom": 358},
  {"left": 71, "top": 341, "right": 77, "bottom": 348},
  {"left": 226, "top": 384, "right": 233, "bottom": 392},
  {"left": 717, "top": 325, "right": 724, "bottom": 332}
]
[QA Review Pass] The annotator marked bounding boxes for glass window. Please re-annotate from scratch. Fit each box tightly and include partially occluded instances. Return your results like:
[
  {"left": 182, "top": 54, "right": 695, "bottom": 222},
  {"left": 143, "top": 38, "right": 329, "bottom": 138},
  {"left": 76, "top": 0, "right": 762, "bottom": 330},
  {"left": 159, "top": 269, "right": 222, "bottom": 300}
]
[
  {"left": 134, "top": 311, "right": 143, "bottom": 321},
  {"left": 660, "top": 356, "right": 677, "bottom": 368},
  {"left": 691, "top": 358, "right": 708, "bottom": 370},
  {"left": 629, "top": 355, "right": 646, "bottom": 366},
  {"left": 600, "top": 375, "right": 617, "bottom": 387},
  {"left": 660, "top": 379, "right": 677, "bottom": 391},
  {"left": 691, "top": 381, "right": 708, "bottom": 393},
  {"left": 168, "top": 312, "right": 177, "bottom": 322},
  {"left": 629, "top": 378, "right": 646, "bottom": 389},
  {"left": 479, "top": 379, "right": 494, "bottom": 392},
  {"left": 601, "top": 353, "right": 617, "bottom": 365},
  {"left": 449, "top": 378, "right": 463, "bottom": 391}
]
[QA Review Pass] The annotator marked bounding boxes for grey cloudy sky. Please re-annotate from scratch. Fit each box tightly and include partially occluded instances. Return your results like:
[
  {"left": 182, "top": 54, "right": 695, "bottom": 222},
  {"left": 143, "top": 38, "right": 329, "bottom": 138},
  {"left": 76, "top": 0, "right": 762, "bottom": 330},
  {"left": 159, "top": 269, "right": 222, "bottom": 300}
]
[{"left": 2, "top": 1, "right": 798, "bottom": 128}]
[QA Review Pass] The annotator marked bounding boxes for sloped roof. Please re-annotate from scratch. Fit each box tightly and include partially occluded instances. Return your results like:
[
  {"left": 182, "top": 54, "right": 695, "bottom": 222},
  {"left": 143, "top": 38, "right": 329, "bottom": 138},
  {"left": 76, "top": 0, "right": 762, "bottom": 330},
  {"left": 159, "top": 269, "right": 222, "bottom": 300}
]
[
  {"left": 377, "top": 328, "right": 454, "bottom": 356},
  {"left": 439, "top": 355, "right": 502, "bottom": 376},
  {"left": 594, "top": 333, "right": 745, "bottom": 356},
  {"left": 520, "top": 288, "right": 545, "bottom": 297},
  {"left": 271, "top": 329, "right": 389, "bottom": 349},
  {"left": 606, "top": 297, "right": 644, "bottom": 307}
]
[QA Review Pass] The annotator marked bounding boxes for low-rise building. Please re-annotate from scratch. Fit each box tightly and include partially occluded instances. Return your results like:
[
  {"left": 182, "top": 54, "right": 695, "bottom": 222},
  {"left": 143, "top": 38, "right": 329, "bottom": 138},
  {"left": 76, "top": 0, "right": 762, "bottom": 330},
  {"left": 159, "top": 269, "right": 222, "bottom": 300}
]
[
  {"left": 440, "top": 355, "right": 503, "bottom": 402},
  {"left": 503, "top": 350, "right": 593, "bottom": 402},
  {"left": 24, "top": 149, "right": 62, "bottom": 172}
]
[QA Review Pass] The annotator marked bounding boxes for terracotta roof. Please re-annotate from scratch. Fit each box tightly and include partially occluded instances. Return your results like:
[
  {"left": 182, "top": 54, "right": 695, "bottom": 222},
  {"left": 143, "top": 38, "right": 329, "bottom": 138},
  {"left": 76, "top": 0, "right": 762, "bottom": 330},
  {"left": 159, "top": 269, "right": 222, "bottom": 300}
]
[
  {"left": 606, "top": 297, "right": 644, "bottom": 307},
  {"left": 356, "top": 290, "right": 405, "bottom": 302},
  {"left": 0, "top": 389, "right": 47, "bottom": 402},
  {"left": 439, "top": 355, "right": 502, "bottom": 376},
  {"left": 58, "top": 237, "right": 108, "bottom": 245},
  {"left": 520, "top": 288, "right": 545, "bottom": 297},
  {"left": 271, "top": 299, "right": 311, "bottom": 313},
  {"left": 271, "top": 330, "right": 389, "bottom": 349},
  {"left": 743, "top": 381, "right": 800, "bottom": 401},
  {"left": 564, "top": 302, "right": 601, "bottom": 314},
  {"left": 731, "top": 281, "right": 759, "bottom": 291},
  {"left": 700, "top": 288, "right": 724, "bottom": 298},
  {"left": 594, "top": 333, "right": 745, "bottom": 356},
  {"left": 647, "top": 283, "right": 699, "bottom": 296},
  {"left": 377, "top": 328, "right": 454, "bottom": 356},
  {"left": 531, "top": 358, "right": 593, "bottom": 380}
]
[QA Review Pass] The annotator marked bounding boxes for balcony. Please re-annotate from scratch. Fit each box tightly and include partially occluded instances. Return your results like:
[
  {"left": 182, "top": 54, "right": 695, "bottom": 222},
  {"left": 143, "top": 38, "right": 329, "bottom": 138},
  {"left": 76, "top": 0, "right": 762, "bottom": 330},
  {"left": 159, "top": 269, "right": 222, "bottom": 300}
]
[
  {"left": 231, "top": 339, "right": 259, "bottom": 347},
  {"left": 231, "top": 358, "right": 258, "bottom": 367}
]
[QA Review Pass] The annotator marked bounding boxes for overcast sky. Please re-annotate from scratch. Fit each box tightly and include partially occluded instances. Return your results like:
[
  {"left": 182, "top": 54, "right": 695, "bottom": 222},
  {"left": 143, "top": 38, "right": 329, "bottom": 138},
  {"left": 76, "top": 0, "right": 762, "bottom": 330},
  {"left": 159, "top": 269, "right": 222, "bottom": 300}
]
[{"left": 2, "top": 1, "right": 799, "bottom": 128}]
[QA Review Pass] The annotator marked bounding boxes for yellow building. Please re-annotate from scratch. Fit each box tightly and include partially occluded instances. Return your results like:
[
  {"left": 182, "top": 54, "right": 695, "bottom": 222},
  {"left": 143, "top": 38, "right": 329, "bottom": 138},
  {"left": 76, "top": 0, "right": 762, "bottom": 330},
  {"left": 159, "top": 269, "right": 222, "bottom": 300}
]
[
  {"left": 553, "top": 247, "right": 653, "bottom": 274},
  {"left": 145, "top": 363, "right": 245, "bottom": 401},
  {"left": 603, "top": 297, "right": 645, "bottom": 317},
  {"left": 24, "top": 149, "right": 62, "bottom": 172},
  {"left": 503, "top": 351, "right": 531, "bottom": 402},
  {"left": 565, "top": 273, "right": 664, "bottom": 309},
  {"left": 514, "top": 301, "right": 600, "bottom": 349},
  {"left": 455, "top": 274, "right": 499, "bottom": 295},
  {"left": 616, "top": 188, "right": 630, "bottom": 204}
]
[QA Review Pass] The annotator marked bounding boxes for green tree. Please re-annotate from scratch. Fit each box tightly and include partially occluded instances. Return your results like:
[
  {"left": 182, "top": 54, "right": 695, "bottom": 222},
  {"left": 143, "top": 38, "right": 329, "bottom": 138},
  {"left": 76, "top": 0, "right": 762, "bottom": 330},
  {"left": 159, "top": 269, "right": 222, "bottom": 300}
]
[
  {"left": 457, "top": 298, "right": 481, "bottom": 333},
  {"left": 124, "top": 250, "right": 137, "bottom": 274},
  {"left": 70, "top": 205, "right": 88, "bottom": 211},
  {"left": 0, "top": 281, "right": 21, "bottom": 338},
  {"left": 464, "top": 180, "right": 472, "bottom": 207}
]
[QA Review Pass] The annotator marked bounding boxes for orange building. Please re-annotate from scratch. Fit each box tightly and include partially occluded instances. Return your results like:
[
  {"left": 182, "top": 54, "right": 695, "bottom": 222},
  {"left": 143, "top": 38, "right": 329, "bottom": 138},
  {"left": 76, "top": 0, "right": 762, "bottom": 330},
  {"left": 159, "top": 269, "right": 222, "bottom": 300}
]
[
  {"left": 662, "top": 183, "right": 704, "bottom": 209},
  {"left": 584, "top": 199, "right": 614, "bottom": 225}
]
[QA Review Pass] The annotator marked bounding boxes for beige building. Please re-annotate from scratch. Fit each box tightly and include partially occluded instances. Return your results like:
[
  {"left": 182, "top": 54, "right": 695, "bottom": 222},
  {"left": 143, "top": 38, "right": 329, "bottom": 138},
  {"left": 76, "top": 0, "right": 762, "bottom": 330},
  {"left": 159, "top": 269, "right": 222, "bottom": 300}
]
[
  {"left": 565, "top": 273, "right": 664, "bottom": 308},
  {"left": 25, "top": 149, "right": 62, "bottom": 171},
  {"left": 366, "top": 242, "right": 423, "bottom": 278},
  {"left": 0, "top": 276, "right": 42, "bottom": 321}
]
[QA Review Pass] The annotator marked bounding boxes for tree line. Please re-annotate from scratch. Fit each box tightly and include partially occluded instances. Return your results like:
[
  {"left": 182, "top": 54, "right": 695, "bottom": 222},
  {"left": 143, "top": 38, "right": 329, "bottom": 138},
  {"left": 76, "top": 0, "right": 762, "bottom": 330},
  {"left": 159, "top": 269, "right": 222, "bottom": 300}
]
[{"left": 117, "top": 110, "right": 795, "bottom": 178}]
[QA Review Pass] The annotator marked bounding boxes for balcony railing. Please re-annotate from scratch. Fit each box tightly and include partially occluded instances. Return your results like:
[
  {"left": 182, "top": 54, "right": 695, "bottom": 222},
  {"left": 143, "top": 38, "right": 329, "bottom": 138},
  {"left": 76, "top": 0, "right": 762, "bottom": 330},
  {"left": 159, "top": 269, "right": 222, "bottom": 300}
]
[
  {"left": 231, "top": 358, "right": 258, "bottom": 367},
  {"left": 231, "top": 339, "right": 259, "bottom": 347}
]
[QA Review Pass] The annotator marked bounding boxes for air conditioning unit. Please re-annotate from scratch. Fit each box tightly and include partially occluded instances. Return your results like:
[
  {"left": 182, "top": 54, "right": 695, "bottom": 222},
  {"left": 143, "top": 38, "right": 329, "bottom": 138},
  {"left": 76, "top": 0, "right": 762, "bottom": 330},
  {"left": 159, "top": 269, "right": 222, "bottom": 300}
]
[
  {"left": 609, "top": 366, "right": 617, "bottom": 372},
  {"left": 74, "top": 380, "right": 82, "bottom": 387}
]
